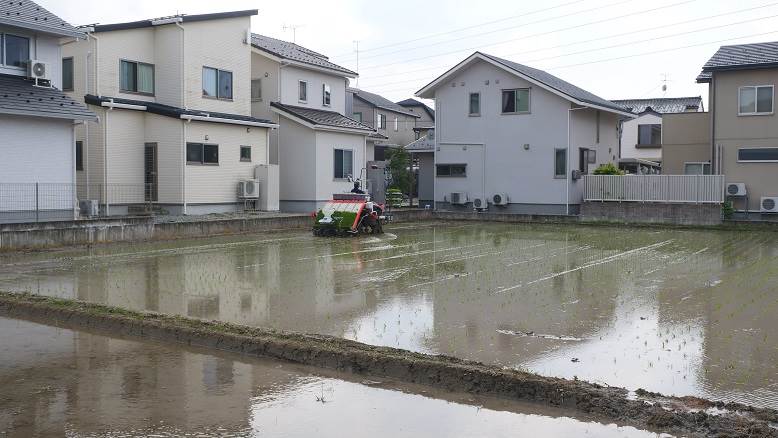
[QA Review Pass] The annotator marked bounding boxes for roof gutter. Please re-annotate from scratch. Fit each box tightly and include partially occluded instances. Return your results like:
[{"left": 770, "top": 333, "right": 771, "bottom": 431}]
[
  {"left": 180, "top": 114, "right": 278, "bottom": 129},
  {"left": 100, "top": 100, "right": 147, "bottom": 111}
]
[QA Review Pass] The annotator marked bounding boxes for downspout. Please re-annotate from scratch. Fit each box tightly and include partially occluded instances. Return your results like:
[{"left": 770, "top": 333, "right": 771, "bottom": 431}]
[
  {"left": 182, "top": 119, "right": 188, "bottom": 215},
  {"left": 103, "top": 105, "right": 109, "bottom": 215},
  {"left": 433, "top": 99, "right": 438, "bottom": 211},
  {"left": 709, "top": 77, "right": 717, "bottom": 174},
  {"left": 72, "top": 121, "right": 83, "bottom": 219},
  {"left": 85, "top": 50, "right": 91, "bottom": 197},
  {"left": 567, "top": 106, "right": 589, "bottom": 216},
  {"left": 175, "top": 20, "right": 186, "bottom": 108}
]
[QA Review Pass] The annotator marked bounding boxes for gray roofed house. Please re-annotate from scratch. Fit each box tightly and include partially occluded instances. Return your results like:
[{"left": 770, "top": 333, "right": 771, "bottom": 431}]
[
  {"left": 270, "top": 102, "right": 374, "bottom": 132},
  {"left": 351, "top": 89, "right": 419, "bottom": 118},
  {"left": 251, "top": 34, "right": 358, "bottom": 77},
  {"left": 397, "top": 98, "right": 435, "bottom": 119},
  {"left": 611, "top": 96, "right": 704, "bottom": 115},
  {"left": 0, "top": 0, "right": 83, "bottom": 37},
  {"left": 697, "top": 41, "right": 778, "bottom": 83}
]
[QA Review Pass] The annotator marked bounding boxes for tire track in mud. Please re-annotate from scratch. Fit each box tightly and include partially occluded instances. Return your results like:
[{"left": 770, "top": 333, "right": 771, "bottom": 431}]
[{"left": 0, "top": 292, "right": 776, "bottom": 438}]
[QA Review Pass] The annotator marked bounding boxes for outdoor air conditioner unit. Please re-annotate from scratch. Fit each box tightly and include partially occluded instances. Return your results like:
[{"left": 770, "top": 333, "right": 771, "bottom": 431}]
[
  {"left": 28, "top": 60, "right": 50, "bottom": 81},
  {"left": 761, "top": 197, "right": 778, "bottom": 213},
  {"left": 238, "top": 180, "right": 260, "bottom": 199},
  {"left": 492, "top": 193, "right": 509, "bottom": 206},
  {"left": 449, "top": 192, "right": 468, "bottom": 205},
  {"left": 79, "top": 200, "right": 99, "bottom": 217},
  {"left": 472, "top": 196, "right": 488, "bottom": 211},
  {"left": 726, "top": 183, "right": 747, "bottom": 197}
]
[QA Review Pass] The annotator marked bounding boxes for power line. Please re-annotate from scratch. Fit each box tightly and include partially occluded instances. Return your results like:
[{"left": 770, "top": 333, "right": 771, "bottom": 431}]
[
  {"left": 369, "top": 29, "right": 778, "bottom": 96},
  {"left": 329, "top": 0, "right": 586, "bottom": 58},
  {"left": 358, "top": 0, "right": 696, "bottom": 71},
  {"left": 359, "top": 5, "right": 778, "bottom": 90},
  {"left": 341, "top": 0, "right": 640, "bottom": 63},
  {"left": 359, "top": 1, "right": 778, "bottom": 82}
]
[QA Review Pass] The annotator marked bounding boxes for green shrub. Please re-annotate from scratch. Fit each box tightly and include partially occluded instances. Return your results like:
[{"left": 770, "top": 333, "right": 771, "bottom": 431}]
[
  {"left": 721, "top": 201, "right": 735, "bottom": 219},
  {"left": 592, "top": 163, "right": 625, "bottom": 175}
]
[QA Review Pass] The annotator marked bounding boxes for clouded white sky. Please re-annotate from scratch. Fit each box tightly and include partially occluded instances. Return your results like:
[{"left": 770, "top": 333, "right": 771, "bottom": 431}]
[{"left": 37, "top": 0, "right": 778, "bottom": 105}]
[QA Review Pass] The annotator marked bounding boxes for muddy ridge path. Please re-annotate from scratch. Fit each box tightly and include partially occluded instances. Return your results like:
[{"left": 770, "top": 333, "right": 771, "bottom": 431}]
[{"left": 1, "top": 292, "right": 776, "bottom": 438}]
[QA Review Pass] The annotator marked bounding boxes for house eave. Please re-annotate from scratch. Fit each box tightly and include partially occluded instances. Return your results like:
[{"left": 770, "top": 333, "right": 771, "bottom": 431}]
[
  {"left": 0, "top": 18, "right": 85, "bottom": 38},
  {"left": 270, "top": 106, "right": 374, "bottom": 135},
  {"left": 0, "top": 107, "right": 97, "bottom": 121}
]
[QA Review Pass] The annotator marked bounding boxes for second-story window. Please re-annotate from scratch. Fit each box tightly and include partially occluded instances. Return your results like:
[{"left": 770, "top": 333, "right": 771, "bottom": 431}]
[
  {"left": 62, "top": 57, "right": 74, "bottom": 91},
  {"left": 376, "top": 113, "right": 386, "bottom": 130},
  {"left": 322, "top": 83, "right": 331, "bottom": 106},
  {"left": 1, "top": 33, "right": 30, "bottom": 68},
  {"left": 251, "top": 79, "right": 262, "bottom": 102},
  {"left": 394, "top": 117, "right": 398, "bottom": 132},
  {"left": 298, "top": 81, "right": 308, "bottom": 102},
  {"left": 121, "top": 60, "right": 154, "bottom": 95},
  {"left": 202, "top": 66, "right": 232, "bottom": 100},
  {"left": 468, "top": 92, "right": 480, "bottom": 116},
  {"left": 501, "top": 88, "right": 530, "bottom": 114},
  {"left": 638, "top": 124, "right": 662, "bottom": 146},
  {"left": 353, "top": 112, "right": 362, "bottom": 122},
  {"left": 739, "top": 85, "right": 773, "bottom": 115}
]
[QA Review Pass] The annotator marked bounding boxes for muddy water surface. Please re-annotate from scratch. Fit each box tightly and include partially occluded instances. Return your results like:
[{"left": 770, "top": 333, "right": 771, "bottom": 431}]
[
  {"left": 0, "top": 317, "right": 667, "bottom": 437},
  {"left": 2, "top": 223, "right": 778, "bottom": 408}
]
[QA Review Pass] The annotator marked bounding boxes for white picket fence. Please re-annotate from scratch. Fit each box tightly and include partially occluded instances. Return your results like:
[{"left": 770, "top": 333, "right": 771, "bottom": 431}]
[{"left": 583, "top": 175, "right": 725, "bottom": 204}]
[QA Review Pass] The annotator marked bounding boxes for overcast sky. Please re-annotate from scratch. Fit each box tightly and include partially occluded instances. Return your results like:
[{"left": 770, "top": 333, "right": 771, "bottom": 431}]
[{"left": 38, "top": 0, "right": 778, "bottom": 105}]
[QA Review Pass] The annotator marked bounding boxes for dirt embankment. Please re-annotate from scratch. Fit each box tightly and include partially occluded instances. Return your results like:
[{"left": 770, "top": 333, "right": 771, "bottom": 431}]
[{"left": 1, "top": 292, "right": 776, "bottom": 438}]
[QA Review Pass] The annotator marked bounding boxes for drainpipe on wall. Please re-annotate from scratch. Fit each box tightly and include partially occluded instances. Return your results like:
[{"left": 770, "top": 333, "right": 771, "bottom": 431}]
[
  {"left": 432, "top": 99, "right": 438, "bottom": 211},
  {"left": 85, "top": 50, "right": 91, "bottom": 198},
  {"left": 174, "top": 20, "right": 186, "bottom": 109},
  {"left": 709, "top": 77, "right": 717, "bottom": 174},
  {"left": 72, "top": 121, "right": 84, "bottom": 220},
  {"left": 103, "top": 105, "right": 109, "bottom": 216}
]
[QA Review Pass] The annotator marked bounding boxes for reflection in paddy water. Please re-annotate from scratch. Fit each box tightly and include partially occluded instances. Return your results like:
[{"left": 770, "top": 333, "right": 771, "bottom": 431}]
[{"left": 2, "top": 223, "right": 778, "bottom": 408}]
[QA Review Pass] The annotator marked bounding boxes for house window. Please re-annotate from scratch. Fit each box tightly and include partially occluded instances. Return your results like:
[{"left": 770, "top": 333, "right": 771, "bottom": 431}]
[
  {"left": 2, "top": 34, "right": 30, "bottom": 68},
  {"left": 334, "top": 149, "right": 353, "bottom": 179},
  {"left": 376, "top": 113, "right": 386, "bottom": 130},
  {"left": 240, "top": 146, "right": 252, "bottom": 162},
  {"left": 322, "top": 83, "right": 331, "bottom": 106},
  {"left": 202, "top": 67, "right": 232, "bottom": 100},
  {"left": 298, "top": 81, "right": 308, "bottom": 102},
  {"left": 353, "top": 112, "right": 362, "bottom": 122},
  {"left": 120, "top": 60, "right": 154, "bottom": 95},
  {"left": 596, "top": 110, "right": 601, "bottom": 143},
  {"left": 436, "top": 164, "right": 467, "bottom": 177},
  {"left": 554, "top": 148, "right": 567, "bottom": 178},
  {"left": 394, "top": 117, "right": 399, "bottom": 132},
  {"left": 637, "top": 124, "right": 662, "bottom": 146},
  {"left": 62, "top": 57, "right": 74, "bottom": 91},
  {"left": 684, "top": 162, "right": 712, "bottom": 175},
  {"left": 738, "top": 147, "right": 778, "bottom": 162},
  {"left": 469, "top": 92, "right": 480, "bottom": 116},
  {"left": 251, "top": 79, "right": 262, "bottom": 102},
  {"left": 501, "top": 88, "right": 530, "bottom": 114},
  {"left": 75, "top": 141, "right": 83, "bottom": 171},
  {"left": 739, "top": 86, "right": 773, "bottom": 115},
  {"left": 186, "top": 143, "right": 219, "bottom": 165}
]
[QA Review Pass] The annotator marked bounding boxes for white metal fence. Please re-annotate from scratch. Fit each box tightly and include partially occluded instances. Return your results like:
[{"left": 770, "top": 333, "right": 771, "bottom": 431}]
[
  {"left": 0, "top": 183, "right": 154, "bottom": 223},
  {"left": 583, "top": 175, "right": 725, "bottom": 204}
]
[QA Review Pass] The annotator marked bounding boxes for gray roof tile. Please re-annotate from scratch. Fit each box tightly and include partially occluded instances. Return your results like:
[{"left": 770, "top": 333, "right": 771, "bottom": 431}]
[
  {"left": 0, "top": 74, "right": 96, "bottom": 120},
  {"left": 251, "top": 34, "right": 357, "bottom": 77},
  {"left": 396, "top": 98, "right": 435, "bottom": 119},
  {"left": 405, "top": 134, "right": 435, "bottom": 152},
  {"left": 0, "top": 0, "right": 82, "bottom": 37},
  {"left": 611, "top": 97, "right": 703, "bottom": 114},
  {"left": 350, "top": 89, "right": 419, "bottom": 118},
  {"left": 478, "top": 52, "right": 630, "bottom": 114},
  {"left": 270, "top": 102, "right": 375, "bottom": 132},
  {"left": 697, "top": 41, "right": 778, "bottom": 82}
]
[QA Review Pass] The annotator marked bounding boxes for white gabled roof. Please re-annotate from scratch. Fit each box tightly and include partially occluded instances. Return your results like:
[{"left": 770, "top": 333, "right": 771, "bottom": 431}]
[{"left": 416, "top": 52, "right": 634, "bottom": 118}]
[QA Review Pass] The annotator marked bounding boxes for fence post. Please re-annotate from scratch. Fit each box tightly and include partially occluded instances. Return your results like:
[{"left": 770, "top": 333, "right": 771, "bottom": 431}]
[{"left": 35, "top": 182, "right": 39, "bottom": 223}]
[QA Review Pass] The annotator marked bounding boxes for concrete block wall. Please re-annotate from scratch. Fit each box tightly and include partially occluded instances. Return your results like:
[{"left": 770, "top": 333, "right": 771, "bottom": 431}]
[{"left": 580, "top": 202, "right": 722, "bottom": 226}]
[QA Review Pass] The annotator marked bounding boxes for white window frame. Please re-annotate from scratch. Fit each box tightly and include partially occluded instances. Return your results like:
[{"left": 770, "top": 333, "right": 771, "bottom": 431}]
[
  {"left": 121, "top": 59, "right": 156, "bottom": 96},
  {"left": 298, "top": 80, "right": 308, "bottom": 103},
  {"left": 0, "top": 32, "right": 30, "bottom": 70},
  {"left": 684, "top": 162, "right": 712, "bottom": 175},
  {"left": 322, "top": 83, "right": 331, "bottom": 107},
  {"left": 376, "top": 113, "right": 386, "bottom": 130},
  {"left": 468, "top": 92, "right": 481, "bottom": 117},
  {"left": 333, "top": 148, "right": 354, "bottom": 180},
  {"left": 501, "top": 88, "right": 531, "bottom": 114},
  {"left": 394, "top": 117, "right": 399, "bottom": 132},
  {"left": 251, "top": 79, "right": 262, "bottom": 102},
  {"left": 738, "top": 85, "right": 774, "bottom": 116},
  {"left": 737, "top": 147, "right": 778, "bottom": 163}
]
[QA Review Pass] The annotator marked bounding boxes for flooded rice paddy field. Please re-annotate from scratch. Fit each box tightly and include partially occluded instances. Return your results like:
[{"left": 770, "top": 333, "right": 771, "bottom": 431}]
[
  {"left": 0, "top": 317, "right": 668, "bottom": 437},
  {"left": 1, "top": 222, "right": 778, "bottom": 409}
]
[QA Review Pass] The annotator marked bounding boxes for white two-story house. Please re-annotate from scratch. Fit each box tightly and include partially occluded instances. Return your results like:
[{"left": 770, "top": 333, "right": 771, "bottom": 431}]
[
  {"left": 250, "top": 34, "right": 379, "bottom": 212},
  {"left": 0, "top": 0, "right": 96, "bottom": 222},
  {"left": 416, "top": 52, "right": 633, "bottom": 215},
  {"left": 63, "top": 10, "right": 278, "bottom": 215}
]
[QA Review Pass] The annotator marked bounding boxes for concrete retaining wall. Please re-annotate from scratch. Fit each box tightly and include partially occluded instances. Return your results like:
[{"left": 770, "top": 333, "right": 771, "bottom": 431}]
[{"left": 581, "top": 202, "right": 722, "bottom": 226}]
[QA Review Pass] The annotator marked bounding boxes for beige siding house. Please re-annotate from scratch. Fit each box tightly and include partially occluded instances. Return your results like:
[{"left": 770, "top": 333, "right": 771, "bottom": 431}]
[
  {"left": 63, "top": 10, "right": 278, "bottom": 215},
  {"left": 664, "top": 41, "right": 778, "bottom": 213}
]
